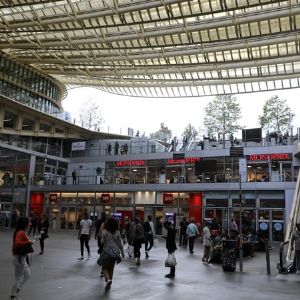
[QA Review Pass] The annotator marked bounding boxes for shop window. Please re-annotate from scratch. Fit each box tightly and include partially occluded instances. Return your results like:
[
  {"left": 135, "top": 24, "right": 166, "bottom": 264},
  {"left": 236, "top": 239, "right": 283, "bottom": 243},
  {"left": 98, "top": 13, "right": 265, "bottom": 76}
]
[
  {"left": 206, "top": 199, "right": 228, "bottom": 207},
  {"left": 260, "top": 199, "right": 285, "bottom": 208}
]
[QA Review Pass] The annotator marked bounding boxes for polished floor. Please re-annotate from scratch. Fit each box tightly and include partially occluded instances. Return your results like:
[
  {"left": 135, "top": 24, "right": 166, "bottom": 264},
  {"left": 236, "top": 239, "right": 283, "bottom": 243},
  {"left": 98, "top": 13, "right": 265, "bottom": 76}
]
[{"left": 0, "top": 229, "right": 299, "bottom": 300}]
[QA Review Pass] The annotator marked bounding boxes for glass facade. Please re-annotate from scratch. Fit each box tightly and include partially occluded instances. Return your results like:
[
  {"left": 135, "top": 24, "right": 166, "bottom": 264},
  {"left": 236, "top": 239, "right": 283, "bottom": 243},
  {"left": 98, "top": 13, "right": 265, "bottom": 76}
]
[{"left": 0, "top": 54, "right": 64, "bottom": 114}]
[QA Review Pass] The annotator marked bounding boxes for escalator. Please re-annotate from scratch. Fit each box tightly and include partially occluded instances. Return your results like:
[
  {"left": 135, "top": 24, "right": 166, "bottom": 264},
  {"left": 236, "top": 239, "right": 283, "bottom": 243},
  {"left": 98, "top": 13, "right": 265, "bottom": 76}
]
[{"left": 278, "top": 171, "right": 300, "bottom": 273}]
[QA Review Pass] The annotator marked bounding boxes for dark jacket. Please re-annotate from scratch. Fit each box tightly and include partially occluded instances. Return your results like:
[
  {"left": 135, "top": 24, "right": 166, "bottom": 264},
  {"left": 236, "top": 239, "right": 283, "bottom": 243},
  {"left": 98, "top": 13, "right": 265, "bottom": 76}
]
[{"left": 166, "top": 226, "right": 177, "bottom": 253}]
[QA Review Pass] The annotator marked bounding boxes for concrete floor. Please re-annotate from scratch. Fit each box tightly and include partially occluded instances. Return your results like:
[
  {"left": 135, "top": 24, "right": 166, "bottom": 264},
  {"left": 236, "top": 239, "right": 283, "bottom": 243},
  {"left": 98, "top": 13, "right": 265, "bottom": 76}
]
[{"left": 0, "top": 229, "right": 300, "bottom": 300}]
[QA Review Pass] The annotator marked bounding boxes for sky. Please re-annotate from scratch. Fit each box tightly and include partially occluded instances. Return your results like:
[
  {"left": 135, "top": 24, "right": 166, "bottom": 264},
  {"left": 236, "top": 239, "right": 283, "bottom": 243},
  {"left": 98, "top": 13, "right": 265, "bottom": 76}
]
[{"left": 62, "top": 87, "right": 300, "bottom": 138}]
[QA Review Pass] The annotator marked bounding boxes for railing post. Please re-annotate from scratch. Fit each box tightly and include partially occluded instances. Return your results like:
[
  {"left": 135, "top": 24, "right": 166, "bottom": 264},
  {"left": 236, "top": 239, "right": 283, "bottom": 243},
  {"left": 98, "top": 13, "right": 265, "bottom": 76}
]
[{"left": 265, "top": 239, "right": 271, "bottom": 275}]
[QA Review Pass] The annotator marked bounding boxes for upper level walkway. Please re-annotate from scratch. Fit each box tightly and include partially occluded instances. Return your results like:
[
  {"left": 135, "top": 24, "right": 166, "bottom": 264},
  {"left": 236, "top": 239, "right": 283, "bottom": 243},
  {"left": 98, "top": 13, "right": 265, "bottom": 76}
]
[{"left": 0, "top": 229, "right": 299, "bottom": 300}]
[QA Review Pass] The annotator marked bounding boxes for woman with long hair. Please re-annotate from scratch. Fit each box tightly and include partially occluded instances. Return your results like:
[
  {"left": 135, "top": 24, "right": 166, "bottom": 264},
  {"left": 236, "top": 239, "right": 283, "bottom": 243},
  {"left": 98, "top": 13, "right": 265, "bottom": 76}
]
[
  {"left": 10, "top": 216, "right": 35, "bottom": 299},
  {"left": 101, "top": 218, "right": 124, "bottom": 291}
]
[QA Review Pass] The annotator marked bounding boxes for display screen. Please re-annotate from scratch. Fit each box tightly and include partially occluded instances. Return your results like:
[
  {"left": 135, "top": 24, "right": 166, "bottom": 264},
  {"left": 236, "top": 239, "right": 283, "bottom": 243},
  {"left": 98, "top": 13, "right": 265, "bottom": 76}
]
[
  {"left": 195, "top": 160, "right": 217, "bottom": 175},
  {"left": 242, "top": 128, "right": 262, "bottom": 142}
]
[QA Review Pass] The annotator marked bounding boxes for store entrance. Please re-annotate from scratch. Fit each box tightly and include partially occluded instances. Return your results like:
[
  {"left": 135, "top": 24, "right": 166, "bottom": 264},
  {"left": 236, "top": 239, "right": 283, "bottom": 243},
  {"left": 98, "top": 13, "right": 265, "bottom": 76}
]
[
  {"left": 258, "top": 209, "right": 285, "bottom": 242},
  {"left": 0, "top": 202, "right": 12, "bottom": 227}
]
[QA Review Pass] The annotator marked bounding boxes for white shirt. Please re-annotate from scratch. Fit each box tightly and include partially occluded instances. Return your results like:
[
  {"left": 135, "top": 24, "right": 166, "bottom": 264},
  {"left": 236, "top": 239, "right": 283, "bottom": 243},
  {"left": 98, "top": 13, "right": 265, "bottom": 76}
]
[
  {"left": 80, "top": 218, "right": 92, "bottom": 235},
  {"left": 203, "top": 226, "right": 211, "bottom": 246}
]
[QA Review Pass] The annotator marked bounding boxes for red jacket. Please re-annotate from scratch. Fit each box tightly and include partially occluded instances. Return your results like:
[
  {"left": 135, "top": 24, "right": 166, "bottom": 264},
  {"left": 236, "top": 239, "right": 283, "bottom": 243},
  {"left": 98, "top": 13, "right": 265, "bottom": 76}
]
[{"left": 12, "top": 230, "right": 31, "bottom": 256}]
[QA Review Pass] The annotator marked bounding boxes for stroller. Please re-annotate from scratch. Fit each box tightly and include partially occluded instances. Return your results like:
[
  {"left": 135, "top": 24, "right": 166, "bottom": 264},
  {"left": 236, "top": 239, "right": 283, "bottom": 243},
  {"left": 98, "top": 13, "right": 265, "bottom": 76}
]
[{"left": 222, "top": 239, "right": 237, "bottom": 271}]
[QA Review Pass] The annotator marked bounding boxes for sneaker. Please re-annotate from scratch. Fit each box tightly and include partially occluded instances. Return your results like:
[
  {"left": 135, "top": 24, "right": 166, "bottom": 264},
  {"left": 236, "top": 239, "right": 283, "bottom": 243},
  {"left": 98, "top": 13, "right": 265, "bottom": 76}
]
[
  {"left": 77, "top": 256, "right": 84, "bottom": 260},
  {"left": 39, "top": 251, "right": 43, "bottom": 255},
  {"left": 145, "top": 251, "right": 149, "bottom": 259},
  {"left": 105, "top": 280, "right": 112, "bottom": 291},
  {"left": 164, "top": 273, "right": 175, "bottom": 279}
]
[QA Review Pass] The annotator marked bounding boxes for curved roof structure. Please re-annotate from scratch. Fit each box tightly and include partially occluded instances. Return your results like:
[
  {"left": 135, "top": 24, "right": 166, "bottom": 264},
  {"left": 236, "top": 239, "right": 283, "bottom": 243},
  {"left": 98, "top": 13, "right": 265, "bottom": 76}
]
[{"left": 1, "top": 0, "right": 300, "bottom": 98}]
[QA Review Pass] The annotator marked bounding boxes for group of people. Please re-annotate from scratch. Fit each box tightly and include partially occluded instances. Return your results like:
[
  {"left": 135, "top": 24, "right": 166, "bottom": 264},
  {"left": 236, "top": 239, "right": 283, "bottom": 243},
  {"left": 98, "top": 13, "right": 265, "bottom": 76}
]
[{"left": 11, "top": 211, "right": 300, "bottom": 299}]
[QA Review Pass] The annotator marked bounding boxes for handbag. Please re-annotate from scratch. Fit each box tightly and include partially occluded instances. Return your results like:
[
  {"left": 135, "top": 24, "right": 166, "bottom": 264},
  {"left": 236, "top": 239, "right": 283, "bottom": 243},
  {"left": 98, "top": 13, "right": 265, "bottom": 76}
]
[
  {"left": 165, "top": 252, "right": 177, "bottom": 268},
  {"left": 15, "top": 243, "right": 34, "bottom": 256}
]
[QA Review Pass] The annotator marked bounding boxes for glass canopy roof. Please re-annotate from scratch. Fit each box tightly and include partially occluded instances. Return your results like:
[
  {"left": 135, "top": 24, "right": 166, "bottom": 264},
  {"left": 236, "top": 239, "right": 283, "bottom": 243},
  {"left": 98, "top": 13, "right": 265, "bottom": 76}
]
[{"left": 1, "top": 0, "right": 300, "bottom": 98}]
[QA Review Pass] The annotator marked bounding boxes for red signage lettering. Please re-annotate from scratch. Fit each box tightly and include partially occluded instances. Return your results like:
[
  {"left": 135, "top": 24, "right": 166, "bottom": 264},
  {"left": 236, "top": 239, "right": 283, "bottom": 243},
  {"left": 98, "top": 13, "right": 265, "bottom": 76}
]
[
  {"left": 101, "top": 193, "right": 110, "bottom": 203},
  {"left": 116, "top": 160, "right": 146, "bottom": 167},
  {"left": 163, "top": 193, "right": 173, "bottom": 204},
  {"left": 167, "top": 157, "right": 201, "bottom": 165},
  {"left": 248, "top": 153, "right": 291, "bottom": 161},
  {"left": 49, "top": 193, "right": 57, "bottom": 203}
]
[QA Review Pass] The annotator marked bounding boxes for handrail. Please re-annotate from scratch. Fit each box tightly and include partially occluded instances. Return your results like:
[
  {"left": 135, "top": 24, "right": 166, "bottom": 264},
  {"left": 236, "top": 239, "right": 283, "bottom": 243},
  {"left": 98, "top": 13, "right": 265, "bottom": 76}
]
[{"left": 285, "top": 170, "right": 300, "bottom": 262}]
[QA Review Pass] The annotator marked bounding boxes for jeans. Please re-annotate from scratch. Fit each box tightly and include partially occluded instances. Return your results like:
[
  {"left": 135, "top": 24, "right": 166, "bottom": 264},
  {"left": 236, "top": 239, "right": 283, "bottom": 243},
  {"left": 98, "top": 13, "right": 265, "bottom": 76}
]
[
  {"left": 179, "top": 232, "right": 187, "bottom": 246},
  {"left": 295, "top": 250, "right": 300, "bottom": 271},
  {"left": 188, "top": 236, "right": 196, "bottom": 252},
  {"left": 145, "top": 234, "right": 154, "bottom": 252},
  {"left": 80, "top": 234, "right": 90, "bottom": 257},
  {"left": 11, "top": 255, "right": 31, "bottom": 296}
]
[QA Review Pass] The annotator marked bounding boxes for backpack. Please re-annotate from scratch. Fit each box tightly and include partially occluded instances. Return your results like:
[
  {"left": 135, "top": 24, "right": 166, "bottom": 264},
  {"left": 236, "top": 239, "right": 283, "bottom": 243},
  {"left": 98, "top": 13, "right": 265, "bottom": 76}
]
[
  {"left": 135, "top": 223, "right": 144, "bottom": 240},
  {"left": 143, "top": 221, "right": 151, "bottom": 233}
]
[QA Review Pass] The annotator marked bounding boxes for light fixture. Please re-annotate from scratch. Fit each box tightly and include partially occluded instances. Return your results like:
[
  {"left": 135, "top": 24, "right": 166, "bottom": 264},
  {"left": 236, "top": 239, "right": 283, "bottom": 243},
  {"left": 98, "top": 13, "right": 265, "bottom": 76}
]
[{"left": 133, "top": 169, "right": 138, "bottom": 172}]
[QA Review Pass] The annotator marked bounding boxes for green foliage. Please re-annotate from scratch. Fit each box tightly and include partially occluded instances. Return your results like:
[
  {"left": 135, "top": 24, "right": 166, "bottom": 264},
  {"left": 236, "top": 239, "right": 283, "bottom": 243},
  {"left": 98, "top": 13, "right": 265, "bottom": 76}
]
[
  {"left": 150, "top": 123, "right": 172, "bottom": 142},
  {"left": 182, "top": 123, "right": 198, "bottom": 141},
  {"left": 259, "top": 95, "right": 294, "bottom": 132},
  {"left": 204, "top": 95, "right": 241, "bottom": 138}
]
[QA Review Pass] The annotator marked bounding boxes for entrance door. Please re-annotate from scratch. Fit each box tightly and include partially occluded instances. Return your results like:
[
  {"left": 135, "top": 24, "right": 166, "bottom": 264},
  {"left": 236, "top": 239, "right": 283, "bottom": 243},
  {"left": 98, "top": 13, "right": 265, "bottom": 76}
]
[
  {"left": 0, "top": 203, "right": 11, "bottom": 227},
  {"left": 271, "top": 210, "right": 285, "bottom": 242}
]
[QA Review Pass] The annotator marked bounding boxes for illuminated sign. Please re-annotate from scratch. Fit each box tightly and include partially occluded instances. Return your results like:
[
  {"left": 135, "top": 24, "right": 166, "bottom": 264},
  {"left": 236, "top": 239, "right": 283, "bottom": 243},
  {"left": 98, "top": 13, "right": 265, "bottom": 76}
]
[
  {"left": 101, "top": 193, "right": 110, "bottom": 203},
  {"left": 163, "top": 193, "right": 174, "bottom": 204},
  {"left": 167, "top": 157, "right": 201, "bottom": 165},
  {"left": 115, "top": 160, "right": 146, "bottom": 167},
  {"left": 248, "top": 153, "right": 291, "bottom": 161},
  {"left": 49, "top": 193, "right": 57, "bottom": 203},
  {"left": 115, "top": 157, "right": 200, "bottom": 167}
]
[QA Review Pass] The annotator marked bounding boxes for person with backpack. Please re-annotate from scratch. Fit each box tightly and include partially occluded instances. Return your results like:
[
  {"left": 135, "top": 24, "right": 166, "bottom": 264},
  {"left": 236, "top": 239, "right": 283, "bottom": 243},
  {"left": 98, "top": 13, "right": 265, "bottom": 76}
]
[
  {"left": 144, "top": 215, "right": 155, "bottom": 258},
  {"left": 131, "top": 217, "right": 144, "bottom": 265}
]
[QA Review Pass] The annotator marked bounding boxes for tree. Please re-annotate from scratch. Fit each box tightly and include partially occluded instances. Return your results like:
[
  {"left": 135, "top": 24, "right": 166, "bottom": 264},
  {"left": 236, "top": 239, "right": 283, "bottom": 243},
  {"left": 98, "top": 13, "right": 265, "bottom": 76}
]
[
  {"left": 150, "top": 123, "right": 172, "bottom": 142},
  {"left": 259, "top": 95, "right": 294, "bottom": 133},
  {"left": 78, "top": 99, "right": 104, "bottom": 130},
  {"left": 204, "top": 95, "right": 241, "bottom": 140},
  {"left": 182, "top": 123, "right": 198, "bottom": 141}
]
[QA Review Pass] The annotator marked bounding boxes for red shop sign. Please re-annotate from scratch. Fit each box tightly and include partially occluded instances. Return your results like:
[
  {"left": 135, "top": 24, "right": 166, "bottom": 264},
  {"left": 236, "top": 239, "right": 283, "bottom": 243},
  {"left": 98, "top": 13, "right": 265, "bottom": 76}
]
[
  {"left": 163, "top": 193, "right": 173, "bottom": 204},
  {"left": 101, "top": 193, "right": 110, "bottom": 203},
  {"left": 248, "top": 153, "right": 291, "bottom": 161},
  {"left": 49, "top": 193, "right": 57, "bottom": 203}
]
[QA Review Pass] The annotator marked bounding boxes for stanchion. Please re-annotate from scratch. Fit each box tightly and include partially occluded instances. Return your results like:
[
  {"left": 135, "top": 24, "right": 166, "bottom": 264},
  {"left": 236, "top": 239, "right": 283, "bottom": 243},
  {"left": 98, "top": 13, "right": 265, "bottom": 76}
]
[
  {"left": 239, "top": 235, "right": 243, "bottom": 272},
  {"left": 265, "top": 239, "right": 271, "bottom": 275}
]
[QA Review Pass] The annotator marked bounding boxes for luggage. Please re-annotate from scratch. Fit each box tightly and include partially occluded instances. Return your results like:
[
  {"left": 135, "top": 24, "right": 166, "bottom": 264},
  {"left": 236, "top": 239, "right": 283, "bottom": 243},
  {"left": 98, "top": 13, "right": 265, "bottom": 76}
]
[{"left": 222, "top": 240, "right": 237, "bottom": 272}]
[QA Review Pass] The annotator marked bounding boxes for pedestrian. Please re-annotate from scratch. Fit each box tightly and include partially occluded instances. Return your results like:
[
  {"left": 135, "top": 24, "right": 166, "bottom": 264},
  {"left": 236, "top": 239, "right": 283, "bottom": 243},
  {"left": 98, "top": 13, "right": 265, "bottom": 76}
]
[
  {"left": 28, "top": 212, "right": 38, "bottom": 236},
  {"left": 130, "top": 217, "right": 144, "bottom": 265},
  {"left": 144, "top": 215, "right": 155, "bottom": 258},
  {"left": 186, "top": 217, "right": 199, "bottom": 253},
  {"left": 291, "top": 223, "right": 300, "bottom": 275},
  {"left": 179, "top": 217, "right": 189, "bottom": 247},
  {"left": 163, "top": 221, "right": 177, "bottom": 278},
  {"left": 38, "top": 214, "right": 49, "bottom": 255},
  {"left": 77, "top": 211, "right": 92, "bottom": 260},
  {"left": 72, "top": 169, "right": 77, "bottom": 184},
  {"left": 229, "top": 218, "right": 239, "bottom": 237},
  {"left": 202, "top": 222, "right": 212, "bottom": 263},
  {"left": 10, "top": 216, "right": 35, "bottom": 300},
  {"left": 100, "top": 218, "right": 124, "bottom": 291},
  {"left": 95, "top": 212, "right": 107, "bottom": 254}
]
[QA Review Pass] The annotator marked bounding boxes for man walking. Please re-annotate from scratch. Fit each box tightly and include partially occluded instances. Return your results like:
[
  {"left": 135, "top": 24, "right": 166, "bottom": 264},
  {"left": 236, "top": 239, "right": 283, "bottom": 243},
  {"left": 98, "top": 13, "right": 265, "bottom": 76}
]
[
  {"left": 179, "top": 217, "right": 189, "bottom": 247},
  {"left": 186, "top": 217, "right": 199, "bottom": 253},
  {"left": 78, "top": 211, "right": 92, "bottom": 260},
  {"left": 144, "top": 215, "right": 155, "bottom": 258}
]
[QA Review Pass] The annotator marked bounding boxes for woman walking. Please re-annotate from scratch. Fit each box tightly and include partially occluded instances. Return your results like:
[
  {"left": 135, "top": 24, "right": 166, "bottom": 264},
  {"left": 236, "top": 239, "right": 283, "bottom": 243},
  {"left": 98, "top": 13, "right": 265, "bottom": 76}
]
[
  {"left": 164, "top": 221, "right": 177, "bottom": 278},
  {"left": 10, "top": 216, "right": 35, "bottom": 299},
  {"left": 38, "top": 214, "right": 49, "bottom": 255},
  {"left": 101, "top": 218, "right": 124, "bottom": 291}
]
